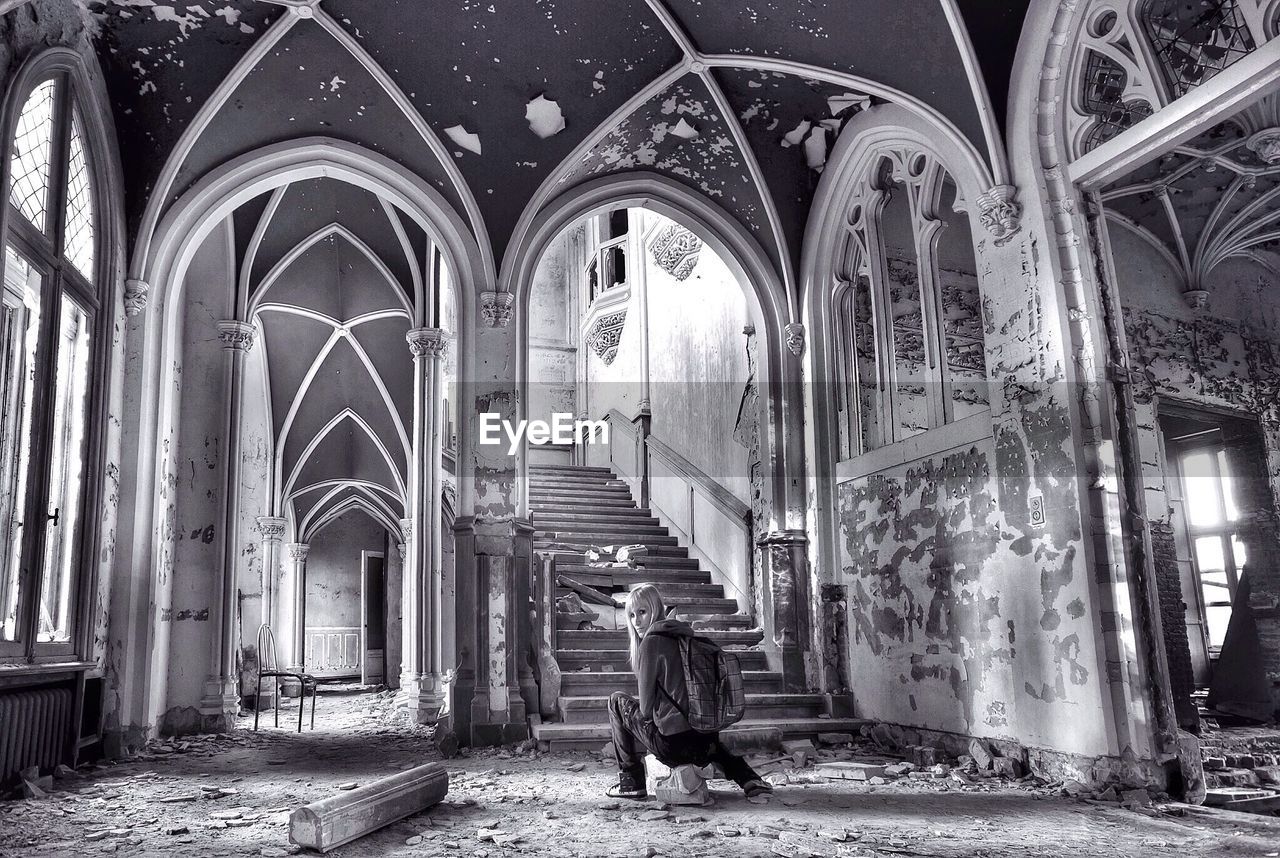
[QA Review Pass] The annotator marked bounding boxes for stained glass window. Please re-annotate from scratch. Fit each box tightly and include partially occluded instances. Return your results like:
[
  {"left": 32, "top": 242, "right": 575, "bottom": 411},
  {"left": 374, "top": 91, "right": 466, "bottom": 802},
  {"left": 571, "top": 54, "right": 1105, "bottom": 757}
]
[
  {"left": 9, "top": 79, "right": 56, "bottom": 232},
  {"left": 1141, "top": 0, "right": 1256, "bottom": 97},
  {"left": 1082, "top": 50, "right": 1154, "bottom": 152},
  {"left": 62, "top": 110, "right": 95, "bottom": 280}
]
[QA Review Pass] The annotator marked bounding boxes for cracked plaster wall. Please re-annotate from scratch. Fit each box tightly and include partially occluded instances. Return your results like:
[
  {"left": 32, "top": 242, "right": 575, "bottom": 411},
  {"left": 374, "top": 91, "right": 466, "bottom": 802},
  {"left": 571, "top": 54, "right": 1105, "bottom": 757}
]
[
  {"left": 161, "top": 220, "right": 233, "bottom": 733},
  {"left": 830, "top": 223, "right": 1114, "bottom": 759}
]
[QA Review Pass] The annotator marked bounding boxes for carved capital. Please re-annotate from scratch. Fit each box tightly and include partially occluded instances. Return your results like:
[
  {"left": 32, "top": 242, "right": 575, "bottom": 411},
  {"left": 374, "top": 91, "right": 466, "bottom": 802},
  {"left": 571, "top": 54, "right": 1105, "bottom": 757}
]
[
  {"left": 399, "top": 517, "right": 414, "bottom": 542},
  {"left": 124, "top": 278, "right": 149, "bottom": 317},
  {"left": 976, "top": 184, "right": 1022, "bottom": 247},
  {"left": 1247, "top": 128, "right": 1280, "bottom": 165},
  {"left": 406, "top": 327, "right": 449, "bottom": 358},
  {"left": 286, "top": 542, "right": 310, "bottom": 562},
  {"left": 1183, "top": 289, "right": 1210, "bottom": 311},
  {"left": 257, "top": 516, "right": 287, "bottom": 542},
  {"left": 480, "top": 291, "right": 515, "bottom": 327},
  {"left": 784, "top": 322, "right": 805, "bottom": 358},
  {"left": 217, "top": 320, "right": 256, "bottom": 352}
]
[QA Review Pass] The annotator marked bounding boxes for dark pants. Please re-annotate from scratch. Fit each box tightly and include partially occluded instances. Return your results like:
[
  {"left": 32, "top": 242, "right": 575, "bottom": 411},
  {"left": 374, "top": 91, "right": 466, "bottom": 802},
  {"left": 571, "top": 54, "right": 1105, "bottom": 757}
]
[{"left": 608, "top": 691, "right": 760, "bottom": 788}]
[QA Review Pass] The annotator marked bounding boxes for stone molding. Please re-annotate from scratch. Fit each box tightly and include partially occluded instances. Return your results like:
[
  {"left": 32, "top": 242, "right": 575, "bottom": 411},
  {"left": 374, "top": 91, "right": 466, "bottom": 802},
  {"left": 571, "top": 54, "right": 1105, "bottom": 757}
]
[
  {"left": 784, "top": 322, "right": 805, "bottom": 358},
  {"left": 406, "top": 327, "right": 449, "bottom": 358},
  {"left": 480, "top": 291, "right": 515, "bottom": 327},
  {"left": 585, "top": 310, "right": 627, "bottom": 365},
  {"left": 257, "top": 516, "right": 288, "bottom": 542},
  {"left": 976, "top": 185, "right": 1022, "bottom": 246},
  {"left": 124, "top": 279, "right": 149, "bottom": 317},
  {"left": 216, "top": 320, "right": 256, "bottom": 352},
  {"left": 286, "top": 542, "right": 310, "bottom": 561},
  {"left": 649, "top": 222, "right": 703, "bottom": 281}
]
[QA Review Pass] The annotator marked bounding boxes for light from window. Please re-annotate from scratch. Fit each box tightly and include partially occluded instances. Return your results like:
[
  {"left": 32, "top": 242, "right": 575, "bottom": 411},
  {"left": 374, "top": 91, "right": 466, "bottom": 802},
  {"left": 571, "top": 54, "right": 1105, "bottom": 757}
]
[
  {"left": 1182, "top": 450, "right": 1222, "bottom": 526},
  {"left": 63, "top": 109, "right": 95, "bottom": 281},
  {"left": 0, "top": 246, "right": 43, "bottom": 641},
  {"left": 9, "top": 79, "right": 56, "bottom": 232},
  {"left": 37, "top": 295, "right": 92, "bottom": 642}
]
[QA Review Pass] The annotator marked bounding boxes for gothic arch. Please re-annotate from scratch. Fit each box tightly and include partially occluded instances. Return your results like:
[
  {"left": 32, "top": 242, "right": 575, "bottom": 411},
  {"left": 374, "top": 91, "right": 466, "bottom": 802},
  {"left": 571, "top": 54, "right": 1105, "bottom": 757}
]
[{"left": 504, "top": 171, "right": 806, "bottom": 531}]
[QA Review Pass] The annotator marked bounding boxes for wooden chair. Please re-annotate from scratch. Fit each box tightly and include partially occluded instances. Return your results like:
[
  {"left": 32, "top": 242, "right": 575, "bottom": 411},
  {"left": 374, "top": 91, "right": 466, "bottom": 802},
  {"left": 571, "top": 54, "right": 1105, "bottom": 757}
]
[{"left": 254, "top": 624, "right": 317, "bottom": 732}]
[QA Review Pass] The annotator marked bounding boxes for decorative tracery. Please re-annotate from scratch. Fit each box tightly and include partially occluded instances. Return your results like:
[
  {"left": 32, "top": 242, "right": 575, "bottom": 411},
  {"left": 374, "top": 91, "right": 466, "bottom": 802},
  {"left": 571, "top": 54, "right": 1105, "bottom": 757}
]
[
  {"left": 1069, "top": 0, "right": 1274, "bottom": 157},
  {"left": 9, "top": 79, "right": 56, "bottom": 231},
  {"left": 831, "top": 148, "right": 988, "bottom": 457}
]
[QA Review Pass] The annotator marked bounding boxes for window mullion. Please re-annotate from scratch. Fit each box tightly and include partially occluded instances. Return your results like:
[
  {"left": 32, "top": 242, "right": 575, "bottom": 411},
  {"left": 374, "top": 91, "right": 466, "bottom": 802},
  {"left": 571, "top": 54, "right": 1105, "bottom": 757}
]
[
  {"left": 46, "top": 75, "right": 72, "bottom": 264},
  {"left": 862, "top": 190, "right": 894, "bottom": 449}
]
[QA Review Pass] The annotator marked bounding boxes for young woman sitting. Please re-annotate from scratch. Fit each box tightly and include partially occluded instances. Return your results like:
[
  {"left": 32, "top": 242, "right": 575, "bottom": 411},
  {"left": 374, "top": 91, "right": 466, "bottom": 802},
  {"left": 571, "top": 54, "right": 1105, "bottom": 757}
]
[{"left": 606, "top": 583, "right": 773, "bottom": 800}]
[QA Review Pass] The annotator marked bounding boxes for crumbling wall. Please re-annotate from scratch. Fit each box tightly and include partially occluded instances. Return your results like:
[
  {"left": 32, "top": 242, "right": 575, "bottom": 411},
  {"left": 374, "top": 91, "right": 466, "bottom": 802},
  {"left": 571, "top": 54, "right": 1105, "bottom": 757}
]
[
  {"left": 161, "top": 221, "right": 233, "bottom": 733},
  {"left": 1112, "top": 226, "right": 1280, "bottom": 717},
  {"left": 527, "top": 230, "right": 576, "bottom": 438}
]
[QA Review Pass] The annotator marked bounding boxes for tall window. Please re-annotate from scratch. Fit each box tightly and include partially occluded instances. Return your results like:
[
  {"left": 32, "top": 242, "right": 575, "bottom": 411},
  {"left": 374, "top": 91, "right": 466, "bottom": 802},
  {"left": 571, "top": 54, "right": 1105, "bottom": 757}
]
[
  {"left": 0, "top": 69, "right": 101, "bottom": 658},
  {"left": 833, "top": 151, "right": 988, "bottom": 458},
  {"left": 587, "top": 209, "right": 628, "bottom": 305},
  {"left": 1177, "top": 444, "right": 1245, "bottom": 653}
]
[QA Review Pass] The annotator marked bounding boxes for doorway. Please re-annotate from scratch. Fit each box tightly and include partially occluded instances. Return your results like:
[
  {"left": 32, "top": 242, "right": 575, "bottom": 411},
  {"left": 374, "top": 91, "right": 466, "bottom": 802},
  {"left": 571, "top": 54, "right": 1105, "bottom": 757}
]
[{"left": 361, "top": 550, "right": 386, "bottom": 685}]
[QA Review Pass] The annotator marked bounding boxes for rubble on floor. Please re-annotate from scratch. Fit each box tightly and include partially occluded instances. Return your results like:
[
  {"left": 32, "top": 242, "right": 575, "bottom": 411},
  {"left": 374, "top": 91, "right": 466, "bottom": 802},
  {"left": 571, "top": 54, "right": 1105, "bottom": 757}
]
[
  {"left": 1197, "top": 725, "right": 1280, "bottom": 814},
  {"left": 1, "top": 689, "right": 1276, "bottom": 857}
]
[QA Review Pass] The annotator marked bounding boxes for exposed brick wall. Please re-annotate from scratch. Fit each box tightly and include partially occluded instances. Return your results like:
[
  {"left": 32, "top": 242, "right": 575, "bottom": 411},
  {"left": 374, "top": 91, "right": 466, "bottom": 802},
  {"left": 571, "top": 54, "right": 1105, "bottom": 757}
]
[{"left": 1149, "top": 520, "right": 1198, "bottom": 730}]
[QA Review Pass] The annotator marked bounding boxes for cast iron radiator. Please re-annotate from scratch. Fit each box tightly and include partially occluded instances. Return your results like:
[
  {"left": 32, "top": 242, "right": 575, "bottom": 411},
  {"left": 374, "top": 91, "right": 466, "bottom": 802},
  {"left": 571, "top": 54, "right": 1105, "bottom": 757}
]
[{"left": 0, "top": 686, "right": 72, "bottom": 785}]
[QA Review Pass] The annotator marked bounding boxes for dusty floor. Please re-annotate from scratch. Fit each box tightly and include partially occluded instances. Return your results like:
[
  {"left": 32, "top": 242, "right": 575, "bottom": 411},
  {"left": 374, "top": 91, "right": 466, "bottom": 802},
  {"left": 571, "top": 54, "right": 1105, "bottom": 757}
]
[{"left": 3, "top": 688, "right": 1278, "bottom": 858}]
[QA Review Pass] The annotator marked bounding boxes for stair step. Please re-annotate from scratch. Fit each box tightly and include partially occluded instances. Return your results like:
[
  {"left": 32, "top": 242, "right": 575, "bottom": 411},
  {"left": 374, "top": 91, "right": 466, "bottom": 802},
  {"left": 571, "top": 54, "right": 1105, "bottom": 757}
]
[
  {"left": 537, "top": 532, "right": 679, "bottom": 546},
  {"left": 556, "top": 692, "right": 818, "bottom": 724},
  {"left": 529, "top": 465, "right": 617, "bottom": 476},
  {"left": 529, "top": 485, "right": 634, "bottom": 496},
  {"left": 531, "top": 717, "right": 873, "bottom": 751},
  {"left": 531, "top": 474, "right": 630, "bottom": 486},
  {"left": 532, "top": 513, "right": 660, "bottom": 526},
  {"left": 530, "top": 505, "right": 656, "bottom": 519},
  {"left": 552, "top": 569, "right": 711, "bottom": 588},
  {"left": 554, "top": 648, "right": 770, "bottom": 673},
  {"left": 556, "top": 628, "right": 765, "bottom": 649},
  {"left": 690, "top": 614, "right": 755, "bottom": 630},
  {"left": 529, "top": 495, "right": 638, "bottom": 508},
  {"left": 534, "top": 521, "right": 669, "bottom": 535},
  {"left": 549, "top": 554, "right": 701, "bottom": 569},
  {"left": 559, "top": 670, "right": 782, "bottom": 696},
  {"left": 555, "top": 582, "right": 724, "bottom": 600}
]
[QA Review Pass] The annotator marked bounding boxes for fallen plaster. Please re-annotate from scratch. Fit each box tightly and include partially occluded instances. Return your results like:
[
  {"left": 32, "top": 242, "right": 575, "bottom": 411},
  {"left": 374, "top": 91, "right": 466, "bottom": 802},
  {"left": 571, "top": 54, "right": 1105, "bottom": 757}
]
[{"left": 525, "top": 94, "right": 566, "bottom": 139}]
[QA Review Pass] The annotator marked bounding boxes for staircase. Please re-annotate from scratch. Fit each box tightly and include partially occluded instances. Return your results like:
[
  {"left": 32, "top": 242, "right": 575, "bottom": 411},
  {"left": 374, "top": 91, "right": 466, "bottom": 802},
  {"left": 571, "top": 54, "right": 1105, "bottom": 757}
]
[{"left": 527, "top": 463, "right": 866, "bottom": 751}]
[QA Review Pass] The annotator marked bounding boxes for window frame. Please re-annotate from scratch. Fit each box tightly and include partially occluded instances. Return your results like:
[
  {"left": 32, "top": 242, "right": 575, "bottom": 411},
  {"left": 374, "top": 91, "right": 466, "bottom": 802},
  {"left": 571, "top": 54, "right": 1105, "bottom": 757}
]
[
  {"left": 833, "top": 150, "right": 990, "bottom": 459},
  {"left": 0, "top": 50, "right": 112, "bottom": 664}
]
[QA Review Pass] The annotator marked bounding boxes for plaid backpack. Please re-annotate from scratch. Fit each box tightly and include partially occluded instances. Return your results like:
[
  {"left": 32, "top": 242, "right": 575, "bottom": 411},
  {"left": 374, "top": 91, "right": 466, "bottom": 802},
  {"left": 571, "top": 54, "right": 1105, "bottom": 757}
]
[{"left": 654, "top": 629, "right": 747, "bottom": 732}]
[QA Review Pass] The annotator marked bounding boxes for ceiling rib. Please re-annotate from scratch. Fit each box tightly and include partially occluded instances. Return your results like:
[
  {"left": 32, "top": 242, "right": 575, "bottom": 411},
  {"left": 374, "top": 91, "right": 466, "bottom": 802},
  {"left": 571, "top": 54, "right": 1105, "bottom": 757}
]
[
  {"left": 130, "top": 9, "right": 303, "bottom": 280},
  {"left": 282, "top": 407, "right": 407, "bottom": 507},
  {"left": 237, "top": 185, "right": 288, "bottom": 318},
  {"left": 642, "top": 0, "right": 796, "bottom": 313},
  {"left": 251, "top": 221, "right": 414, "bottom": 315},
  {"left": 312, "top": 6, "right": 496, "bottom": 287},
  {"left": 381, "top": 198, "right": 425, "bottom": 313}
]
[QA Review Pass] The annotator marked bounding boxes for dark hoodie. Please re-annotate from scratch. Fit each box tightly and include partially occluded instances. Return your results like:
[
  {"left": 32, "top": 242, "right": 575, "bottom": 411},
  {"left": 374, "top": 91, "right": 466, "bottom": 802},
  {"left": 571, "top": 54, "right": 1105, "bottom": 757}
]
[{"left": 637, "top": 618, "right": 695, "bottom": 735}]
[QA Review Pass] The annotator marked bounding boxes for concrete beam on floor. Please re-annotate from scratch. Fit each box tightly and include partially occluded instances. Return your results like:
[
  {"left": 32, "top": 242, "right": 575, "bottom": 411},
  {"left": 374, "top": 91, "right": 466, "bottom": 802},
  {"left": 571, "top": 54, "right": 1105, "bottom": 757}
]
[{"left": 288, "top": 763, "right": 449, "bottom": 852}]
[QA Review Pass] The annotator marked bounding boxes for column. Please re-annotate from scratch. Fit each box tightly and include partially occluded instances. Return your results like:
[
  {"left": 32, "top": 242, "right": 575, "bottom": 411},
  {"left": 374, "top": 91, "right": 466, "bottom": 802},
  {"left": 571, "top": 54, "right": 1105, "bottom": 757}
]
[
  {"left": 200, "top": 319, "right": 255, "bottom": 728},
  {"left": 256, "top": 516, "right": 287, "bottom": 631},
  {"left": 759, "top": 529, "right": 810, "bottom": 693},
  {"left": 399, "top": 327, "right": 450, "bottom": 724},
  {"left": 283, "top": 543, "right": 310, "bottom": 675}
]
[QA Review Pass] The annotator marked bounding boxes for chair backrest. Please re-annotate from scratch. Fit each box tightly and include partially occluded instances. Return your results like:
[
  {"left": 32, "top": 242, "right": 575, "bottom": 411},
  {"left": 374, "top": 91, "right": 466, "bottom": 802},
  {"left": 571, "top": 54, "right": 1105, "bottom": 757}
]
[{"left": 257, "top": 623, "right": 280, "bottom": 673}]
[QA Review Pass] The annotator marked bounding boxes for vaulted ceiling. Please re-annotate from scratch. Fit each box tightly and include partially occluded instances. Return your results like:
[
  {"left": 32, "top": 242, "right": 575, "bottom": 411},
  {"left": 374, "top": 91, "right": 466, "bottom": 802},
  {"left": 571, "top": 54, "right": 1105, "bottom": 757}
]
[
  {"left": 92, "top": 0, "right": 1028, "bottom": 285},
  {"left": 237, "top": 176, "right": 426, "bottom": 541}
]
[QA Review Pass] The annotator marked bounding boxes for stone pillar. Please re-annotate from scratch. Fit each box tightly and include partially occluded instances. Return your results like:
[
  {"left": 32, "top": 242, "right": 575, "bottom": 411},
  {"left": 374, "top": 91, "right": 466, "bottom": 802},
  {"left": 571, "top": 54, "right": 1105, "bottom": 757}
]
[
  {"left": 282, "top": 542, "right": 310, "bottom": 673},
  {"left": 257, "top": 516, "right": 287, "bottom": 632},
  {"left": 759, "top": 529, "right": 810, "bottom": 693},
  {"left": 459, "top": 517, "right": 531, "bottom": 746},
  {"left": 200, "top": 319, "right": 256, "bottom": 728},
  {"left": 399, "top": 328, "right": 450, "bottom": 724}
]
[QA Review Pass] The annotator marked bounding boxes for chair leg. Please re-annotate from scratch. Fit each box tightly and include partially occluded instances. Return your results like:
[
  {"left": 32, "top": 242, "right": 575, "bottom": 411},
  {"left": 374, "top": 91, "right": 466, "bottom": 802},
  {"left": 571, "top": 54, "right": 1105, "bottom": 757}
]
[
  {"left": 274, "top": 682, "right": 280, "bottom": 728},
  {"left": 310, "top": 683, "right": 316, "bottom": 730},
  {"left": 297, "top": 682, "right": 305, "bottom": 733},
  {"left": 254, "top": 673, "right": 262, "bottom": 731}
]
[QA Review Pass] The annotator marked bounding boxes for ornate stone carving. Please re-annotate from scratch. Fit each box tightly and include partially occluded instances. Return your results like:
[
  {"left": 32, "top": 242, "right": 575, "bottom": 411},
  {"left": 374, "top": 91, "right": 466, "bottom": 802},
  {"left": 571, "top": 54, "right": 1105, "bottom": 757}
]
[
  {"left": 216, "top": 320, "right": 256, "bottom": 352},
  {"left": 286, "top": 542, "right": 310, "bottom": 561},
  {"left": 649, "top": 223, "right": 703, "bottom": 281},
  {"left": 399, "top": 518, "right": 413, "bottom": 543},
  {"left": 784, "top": 322, "right": 805, "bottom": 358},
  {"left": 1247, "top": 129, "right": 1280, "bottom": 165},
  {"left": 1183, "top": 289, "right": 1210, "bottom": 311},
  {"left": 480, "top": 291, "right": 515, "bottom": 327},
  {"left": 976, "top": 185, "right": 1022, "bottom": 246},
  {"left": 257, "top": 516, "right": 287, "bottom": 542},
  {"left": 406, "top": 327, "right": 449, "bottom": 358},
  {"left": 124, "top": 278, "right": 149, "bottom": 317},
  {"left": 585, "top": 310, "right": 627, "bottom": 365}
]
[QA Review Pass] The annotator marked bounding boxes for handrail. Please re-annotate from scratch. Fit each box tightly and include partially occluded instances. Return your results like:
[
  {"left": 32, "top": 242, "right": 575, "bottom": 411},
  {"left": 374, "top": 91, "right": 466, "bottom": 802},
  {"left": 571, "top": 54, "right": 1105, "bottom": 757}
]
[{"left": 646, "top": 434, "right": 752, "bottom": 526}]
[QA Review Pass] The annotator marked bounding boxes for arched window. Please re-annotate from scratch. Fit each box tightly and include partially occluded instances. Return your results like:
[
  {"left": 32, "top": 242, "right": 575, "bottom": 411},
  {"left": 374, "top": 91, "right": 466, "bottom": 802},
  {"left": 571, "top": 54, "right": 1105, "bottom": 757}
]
[
  {"left": 832, "top": 149, "right": 988, "bottom": 456},
  {"left": 1139, "top": 0, "right": 1255, "bottom": 98},
  {"left": 0, "top": 63, "right": 104, "bottom": 657}
]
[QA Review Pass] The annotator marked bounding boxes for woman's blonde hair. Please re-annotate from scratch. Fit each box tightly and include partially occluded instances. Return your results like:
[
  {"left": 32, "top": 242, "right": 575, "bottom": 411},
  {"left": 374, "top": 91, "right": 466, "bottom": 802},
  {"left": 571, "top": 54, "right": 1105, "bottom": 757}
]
[{"left": 625, "top": 584, "right": 665, "bottom": 670}]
